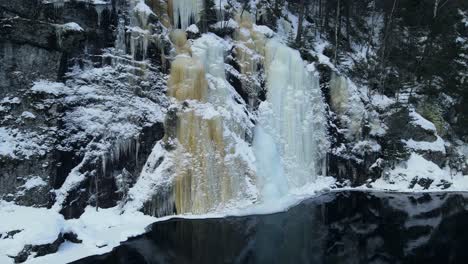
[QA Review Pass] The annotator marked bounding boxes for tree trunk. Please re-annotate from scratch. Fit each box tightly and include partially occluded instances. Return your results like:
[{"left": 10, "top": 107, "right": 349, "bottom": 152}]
[
  {"left": 378, "top": 0, "right": 398, "bottom": 94},
  {"left": 296, "top": 0, "right": 306, "bottom": 47},
  {"left": 319, "top": 0, "right": 322, "bottom": 37},
  {"left": 333, "top": 0, "right": 340, "bottom": 63},
  {"left": 433, "top": 0, "right": 440, "bottom": 18},
  {"left": 345, "top": 1, "right": 351, "bottom": 49}
]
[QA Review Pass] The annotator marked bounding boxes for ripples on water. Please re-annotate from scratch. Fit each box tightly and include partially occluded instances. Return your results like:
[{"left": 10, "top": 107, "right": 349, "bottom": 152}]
[{"left": 73, "top": 191, "right": 468, "bottom": 264}]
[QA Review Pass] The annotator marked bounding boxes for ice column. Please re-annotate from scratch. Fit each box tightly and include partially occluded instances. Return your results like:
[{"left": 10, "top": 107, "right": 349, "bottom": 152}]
[
  {"left": 166, "top": 32, "right": 254, "bottom": 214},
  {"left": 253, "top": 40, "right": 329, "bottom": 199},
  {"left": 169, "top": 0, "right": 202, "bottom": 30}
]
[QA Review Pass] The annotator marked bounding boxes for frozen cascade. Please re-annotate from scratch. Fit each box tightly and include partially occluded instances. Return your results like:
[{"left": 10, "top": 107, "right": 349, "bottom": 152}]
[
  {"left": 129, "top": 1, "right": 154, "bottom": 60},
  {"left": 233, "top": 12, "right": 268, "bottom": 108},
  {"left": 126, "top": 32, "right": 256, "bottom": 216},
  {"left": 253, "top": 40, "right": 329, "bottom": 199},
  {"left": 329, "top": 72, "right": 366, "bottom": 140},
  {"left": 169, "top": 0, "right": 202, "bottom": 30}
]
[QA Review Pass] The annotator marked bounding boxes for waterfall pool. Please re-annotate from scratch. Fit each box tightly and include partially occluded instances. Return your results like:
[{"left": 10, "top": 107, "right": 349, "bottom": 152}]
[{"left": 72, "top": 191, "right": 468, "bottom": 263}]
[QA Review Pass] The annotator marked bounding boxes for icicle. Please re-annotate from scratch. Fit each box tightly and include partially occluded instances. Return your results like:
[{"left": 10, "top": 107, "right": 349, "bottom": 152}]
[
  {"left": 135, "top": 136, "right": 140, "bottom": 167},
  {"left": 168, "top": 0, "right": 203, "bottom": 30},
  {"left": 101, "top": 154, "right": 107, "bottom": 176},
  {"left": 53, "top": 0, "right": 65, "bottom": 10},
  {"left": 115, "top": 17, "right": 126, "bottom": 54},
  {"left": 95, "top": 4, "right": 107, "bottom": 27}
]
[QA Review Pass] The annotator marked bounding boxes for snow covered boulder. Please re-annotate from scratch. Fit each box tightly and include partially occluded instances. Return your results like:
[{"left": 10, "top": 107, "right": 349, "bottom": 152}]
[
  {"left": 384, "top": 107, "right": 447, "bottom": 167},
  {"left": 371, "top": 153, "right": 454, "bottom": 191},
  {"left": 386, "top": 108, "right": 438, "bottom": 142},
  {"left": 186, "top": 24, "right": 201, "bottom": 39}
]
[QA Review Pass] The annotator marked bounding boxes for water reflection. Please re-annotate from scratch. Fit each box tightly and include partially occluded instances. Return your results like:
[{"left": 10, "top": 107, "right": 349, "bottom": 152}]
[{"left": 73, "top": 191, "right": 468, "bottom": 264}]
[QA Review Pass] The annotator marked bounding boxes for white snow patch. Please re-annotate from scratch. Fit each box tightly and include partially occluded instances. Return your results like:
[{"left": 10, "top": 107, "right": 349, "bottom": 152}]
[
  {"left": 0, "top": 127, "right": 49, "bottom": 159},
  {"left": 20, "top": 111, "right": 36, "bottom": 119},
  {"left": 0, "top": 202, "right": 65, "bottom": 263},
  {"left": 253, "top": 24, "right": 274, "bottom": 37},
  {"left": 0, "top": 203, "right": 154, "bottom": 264},
  {"left": 352, "top": 140, "right": 381, "bottom": 154},
  {"left": 60, "top": 22, "right": 84, "bottom": 32},
  {"left": 52, "top": 156, "right": 88, "bottom": 211},
  {"left": 403, "top": 136, "right": 446, "bottom": 154},
  {"left": 19, "top": 177, "right": 47, "bottom": 190},
  {"left": 367, "top": 153, "right": 455, "bottom": 192},
  {"left": 133, "top": 1, "right": 154, "bottom": 16},
  {"left": 186, "top": 24, "right": 199, "bottom": 34},
  {"left": 371, "top": 93, "right": 395, "bottom": 110},
  {"left": 409, "top": 109, "right": 437, "bottom": 132},
  {"left": 30, "top": 81, "right": 69, "bottom": 96},
  {"left": 1, "top": 97, "right": 20, "bottom": 104},
  {"left": 212, "top": 19, "right": 238, "bottom": 29}
]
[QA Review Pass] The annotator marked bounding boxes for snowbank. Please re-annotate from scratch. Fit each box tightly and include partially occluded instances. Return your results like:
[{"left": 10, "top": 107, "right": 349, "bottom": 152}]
[{"left": 365, "top": 153, "right": 466, "bottom": 192}]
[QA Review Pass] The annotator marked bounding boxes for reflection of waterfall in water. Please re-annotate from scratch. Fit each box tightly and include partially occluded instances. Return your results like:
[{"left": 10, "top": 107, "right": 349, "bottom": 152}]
[{"left": 253, "top": 40, "right": 329, "bottom": 200}]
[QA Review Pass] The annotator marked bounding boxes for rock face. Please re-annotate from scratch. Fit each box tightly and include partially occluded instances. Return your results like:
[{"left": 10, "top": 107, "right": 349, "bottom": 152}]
[
  {"left": 0, "top": 0, "right": 168, "bottom": 218},
  {"left": 1, "top": 2, "right": 467, "bottom": 261},
  {"left": 0, "top": 0, "right": 467, "bottom": 262}
]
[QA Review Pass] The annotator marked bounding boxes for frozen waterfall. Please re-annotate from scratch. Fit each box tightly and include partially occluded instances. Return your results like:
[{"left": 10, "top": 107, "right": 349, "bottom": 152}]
[
  {"left": 126, "top": 33, "right": 256, "bottom": 216},
  {"left": 253, "top": 40, "right": 329, "bottom": 200}
]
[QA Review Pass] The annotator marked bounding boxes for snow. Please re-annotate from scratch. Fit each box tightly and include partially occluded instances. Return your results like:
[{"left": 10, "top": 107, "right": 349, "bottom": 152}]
[
  {"left": 60, "top": 22, "right": 84, "bottom": 32},
  {"left": 409, "top": 109, "right": 437, "bottom": 132},
  {"left": 19, "top": 177, "right": 47, "bottom": 190},
  {"left": 186, "top": 24, "right": 199, "bottom": 34},
  {"left": 43, "top": 0, "right": 110, "bottom": 5},
  {"left": 352, "top": 140, "right": 382, "bottom": 154},
  {"left": 0, "top": 128, "right": 16, "bottom": 157},
  {"left": 1, "top": 97, "right": 20, "bottom": 104},
  {"left": 20, "top": 111, "right": 36, "bottom": 119},
  {"left": 371, "top": 93, "right": 395, "bottom": 110},
  {"left": 133, "top": 1, "right": 154, "bottom": 17},
  {"left": 403, "top": 136, "right": 446, "bottom": 154},
  {"left": 30, "top": 81, "right": 69, "bottom": 96},
  {"left": 253, "top": 24, "right": 274, "bottom": 37},
  {"left": 124, "top": 142, "right": 173, "bottom": 213},
  {"left": 52, "top": 156, "right": 88, "bottom": 211},
  {"left": 0, "top": 203, "right": 155, "bottom": 264},
  {"left": 0, "top": 202, "right": 65, "bottom": 263},
  {"left": 212, "top": 19, "right": 238, "bottom": 29},
  {"left": 0, "top": 175, "right": 338, "bottom": 263},
  {"left": 365, "top": 153, "right": 458, "bottom": 192},
  {"left": 0, "top": 127, "right": 49, "bottom": 159}
]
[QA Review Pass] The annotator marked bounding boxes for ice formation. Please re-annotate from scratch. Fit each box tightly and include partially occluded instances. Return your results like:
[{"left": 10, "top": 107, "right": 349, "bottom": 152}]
[
  {"left": 234, "top": 12, "right": 267, "bottom": 75},
  {"left": 169, "top": 0, "right": 202, "bottom": 30},
  {"left": 253, "top": 40, "right": 329, "bottom": 200},
  {"left": 329, "top": 72, "right": 366, "bottom": 139},
  {"left": 233, "top": 12, "right": 268, "bottom": 107},
  {"left": 129, "top": 1, "right": 154, "bottom": 60},
  {"left": 127, "top": 32, "right": 256, "bottom": 215}
]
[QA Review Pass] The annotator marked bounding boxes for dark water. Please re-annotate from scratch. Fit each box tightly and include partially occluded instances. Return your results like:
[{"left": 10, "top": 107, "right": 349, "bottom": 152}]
[{"left": 73, "top": 191, "right": 468, "bottom": 264}]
